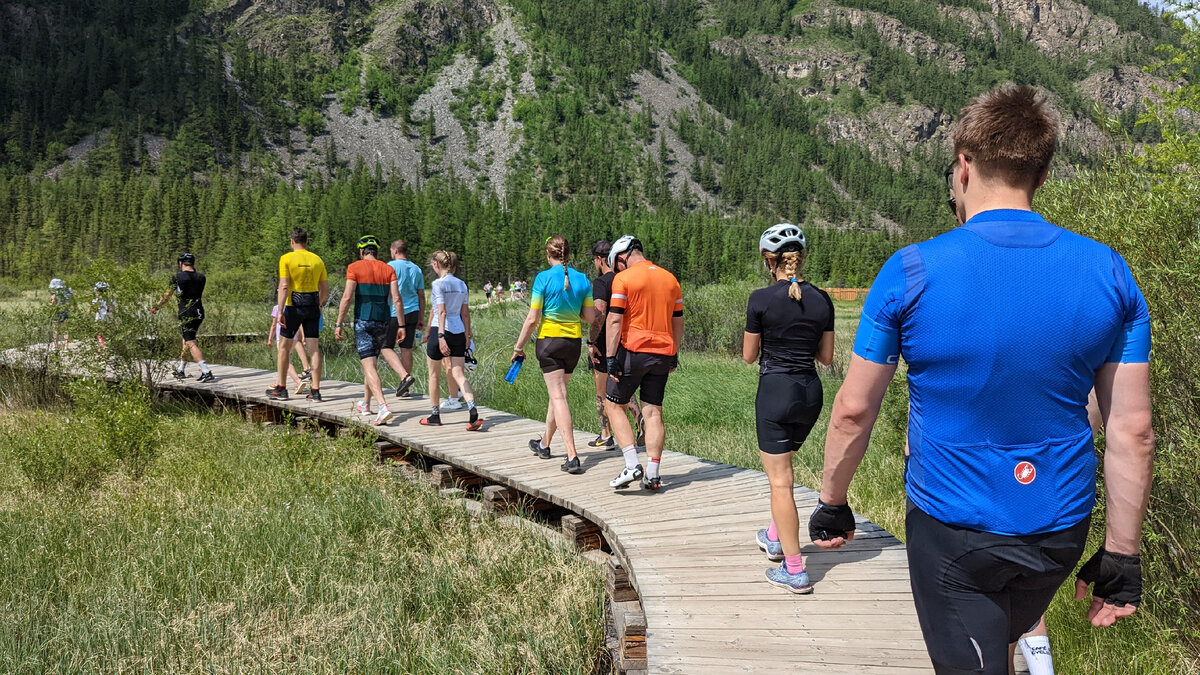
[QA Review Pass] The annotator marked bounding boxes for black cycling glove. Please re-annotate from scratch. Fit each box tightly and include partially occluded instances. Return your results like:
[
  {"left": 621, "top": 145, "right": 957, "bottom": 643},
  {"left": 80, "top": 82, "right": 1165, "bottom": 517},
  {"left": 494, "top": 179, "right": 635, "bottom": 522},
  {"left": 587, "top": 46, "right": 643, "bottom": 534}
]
[
  {"left": 809, "top": 500, "right": 856, "bottom": 543},
  {"left": 606, "top": 356, "right": 619, "bottom": 376},
  {"left": 1076, "top": 547, "right": 1142, "bottom": 607}
]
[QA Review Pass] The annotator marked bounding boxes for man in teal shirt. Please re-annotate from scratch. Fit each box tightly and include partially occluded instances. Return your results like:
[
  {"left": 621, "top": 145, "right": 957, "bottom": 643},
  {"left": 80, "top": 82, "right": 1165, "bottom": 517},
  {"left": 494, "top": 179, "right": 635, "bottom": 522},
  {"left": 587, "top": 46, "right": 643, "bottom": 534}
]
[{"left": 388, "top": 239, "right": 426, "bottom": 396}]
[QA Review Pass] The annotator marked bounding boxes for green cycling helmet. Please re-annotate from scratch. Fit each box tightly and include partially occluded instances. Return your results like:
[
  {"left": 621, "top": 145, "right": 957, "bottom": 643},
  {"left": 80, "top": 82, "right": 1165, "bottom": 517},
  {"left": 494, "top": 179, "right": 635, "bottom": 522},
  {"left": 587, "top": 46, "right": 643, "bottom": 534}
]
[{"left": 357, "top": 235, "right": 380, "bottom": 250}]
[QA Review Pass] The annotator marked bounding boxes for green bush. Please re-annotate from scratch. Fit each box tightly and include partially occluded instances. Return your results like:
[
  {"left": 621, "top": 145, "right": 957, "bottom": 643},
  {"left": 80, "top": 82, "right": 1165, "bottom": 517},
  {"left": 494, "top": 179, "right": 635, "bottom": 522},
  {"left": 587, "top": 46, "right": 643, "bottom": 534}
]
[
  {"left": 4, "top": 413, "right": 113, "bottom": 491},
  {"left": 682, "top": 280, "right": 756, "bottom": 354},
  {"left": 69, "top": 378, "right": 159, "bottom": 479}
]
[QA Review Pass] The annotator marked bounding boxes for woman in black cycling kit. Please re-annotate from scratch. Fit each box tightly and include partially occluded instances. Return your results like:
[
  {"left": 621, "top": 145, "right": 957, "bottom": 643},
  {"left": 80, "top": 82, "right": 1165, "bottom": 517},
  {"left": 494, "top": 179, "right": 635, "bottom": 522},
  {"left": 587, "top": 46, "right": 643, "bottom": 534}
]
[{"left": 743, "top": 224, "right": 834, "bottom": 594}]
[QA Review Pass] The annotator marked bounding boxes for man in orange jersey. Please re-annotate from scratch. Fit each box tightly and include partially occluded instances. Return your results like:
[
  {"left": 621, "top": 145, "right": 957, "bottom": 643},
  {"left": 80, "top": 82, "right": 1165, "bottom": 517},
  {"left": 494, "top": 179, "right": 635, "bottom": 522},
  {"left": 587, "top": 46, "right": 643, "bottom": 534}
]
[{"left": 603, "top": 235, "right": 684, "bottom": 491}]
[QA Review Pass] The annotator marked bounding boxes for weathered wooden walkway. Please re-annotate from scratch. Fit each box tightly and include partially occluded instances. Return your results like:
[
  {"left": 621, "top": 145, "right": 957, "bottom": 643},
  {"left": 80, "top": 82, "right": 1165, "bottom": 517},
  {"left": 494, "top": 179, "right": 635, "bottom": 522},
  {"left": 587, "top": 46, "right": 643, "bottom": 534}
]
[{"left": 10, "top": 351, "right": 933, "bottom": 673}]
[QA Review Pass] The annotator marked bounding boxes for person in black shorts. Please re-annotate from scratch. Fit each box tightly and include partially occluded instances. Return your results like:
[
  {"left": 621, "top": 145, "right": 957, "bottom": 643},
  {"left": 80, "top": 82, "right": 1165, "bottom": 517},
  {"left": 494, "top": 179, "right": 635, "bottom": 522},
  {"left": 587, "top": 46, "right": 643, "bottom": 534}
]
[
  {"left": 586, "top": 240, "right": 643, "bottom": 449},
  {"left": 744, "top": 224, "right": 833, "bottom": 594},
  {"left": 267, "top": 228, "right": 329, "bottom": 401},
  {"left": 152, "top": 253, "right": 215, "bottom": 383}
]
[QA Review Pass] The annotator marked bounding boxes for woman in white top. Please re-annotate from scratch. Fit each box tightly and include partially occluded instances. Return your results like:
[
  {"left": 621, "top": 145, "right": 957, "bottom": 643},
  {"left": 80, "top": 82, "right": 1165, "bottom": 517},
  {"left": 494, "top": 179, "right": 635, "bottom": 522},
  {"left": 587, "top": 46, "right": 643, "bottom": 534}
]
[{"left": 421, "top": 250, "right": 482, "bottom": 430}]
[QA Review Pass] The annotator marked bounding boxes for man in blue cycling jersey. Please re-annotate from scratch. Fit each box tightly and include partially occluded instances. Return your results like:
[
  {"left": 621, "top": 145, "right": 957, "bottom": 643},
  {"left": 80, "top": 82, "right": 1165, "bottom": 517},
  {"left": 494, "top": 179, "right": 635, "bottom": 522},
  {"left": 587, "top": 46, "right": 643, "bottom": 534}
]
[{"left": 809, "top": 85, "right": 1155, "bottom": 674}]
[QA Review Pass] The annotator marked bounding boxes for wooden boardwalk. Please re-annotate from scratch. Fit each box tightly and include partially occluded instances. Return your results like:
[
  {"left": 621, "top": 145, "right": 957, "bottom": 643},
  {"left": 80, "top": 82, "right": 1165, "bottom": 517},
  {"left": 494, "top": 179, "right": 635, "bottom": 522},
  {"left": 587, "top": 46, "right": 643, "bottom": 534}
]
[{"left": 12, "top": 352, "right": 933, "bottom": 673}]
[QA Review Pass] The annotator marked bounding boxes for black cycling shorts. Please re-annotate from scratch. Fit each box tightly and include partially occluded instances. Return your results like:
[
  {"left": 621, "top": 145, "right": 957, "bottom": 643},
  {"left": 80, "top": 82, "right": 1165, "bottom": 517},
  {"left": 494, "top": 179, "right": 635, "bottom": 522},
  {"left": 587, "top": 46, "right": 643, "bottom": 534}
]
[
  {"left": 387, "top": 311, "right": 420, "bottom": 349},
  {"left": 906, "top": 501, "right": 1089, "bottom": 674},
  {"left": 280, "top": 305, "right": 321, "bottom": 341},
  {"left": 605, "top": 348, "right": 672, "bottom": 407},
  {"left": 426, "top": 327, "right": 467, "bottom": 361},
  {"left": 179, "top": 312, "right": 203, "bottom": 342},
  {"left": 755, "top": 372, "right": 823, "bottom": 454},
  {"left": 353, "top": 319, "right": 389, "bottom": 360},
  {"left": 535, "top": 336, "right": 581, "bottom": 374}
]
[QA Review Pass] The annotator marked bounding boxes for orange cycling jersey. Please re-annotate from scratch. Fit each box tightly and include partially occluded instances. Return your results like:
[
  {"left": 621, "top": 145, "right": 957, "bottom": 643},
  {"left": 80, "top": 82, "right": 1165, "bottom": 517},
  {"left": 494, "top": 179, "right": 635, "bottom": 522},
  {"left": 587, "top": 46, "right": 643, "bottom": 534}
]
[{"left": 608, "top": 260, "right": 683, "bottom": 356}]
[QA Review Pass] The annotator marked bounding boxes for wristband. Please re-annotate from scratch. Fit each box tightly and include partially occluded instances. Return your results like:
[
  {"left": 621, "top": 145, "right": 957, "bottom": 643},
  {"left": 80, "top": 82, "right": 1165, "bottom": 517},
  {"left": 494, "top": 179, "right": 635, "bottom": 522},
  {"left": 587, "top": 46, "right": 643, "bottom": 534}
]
[
  {"left": 809, "top": 499, "right": 856, "bottom": 542},
  {"left": 1076, "top": 547, "right": 1142, "bottom": 607},
  {"left": 336, "top": 323, "right": 344, "bottom": 327}
]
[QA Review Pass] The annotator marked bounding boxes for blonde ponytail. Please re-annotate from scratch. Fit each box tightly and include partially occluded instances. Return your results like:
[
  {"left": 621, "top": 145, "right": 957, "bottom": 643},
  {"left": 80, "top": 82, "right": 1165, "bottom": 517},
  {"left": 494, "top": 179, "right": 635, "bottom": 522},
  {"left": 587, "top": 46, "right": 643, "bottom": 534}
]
[
  {"left": 781, "top": 250, "right": 805, "bottom": 303},
  {"left": 546, "top": 235, "right": 570, "bottom": 290}
]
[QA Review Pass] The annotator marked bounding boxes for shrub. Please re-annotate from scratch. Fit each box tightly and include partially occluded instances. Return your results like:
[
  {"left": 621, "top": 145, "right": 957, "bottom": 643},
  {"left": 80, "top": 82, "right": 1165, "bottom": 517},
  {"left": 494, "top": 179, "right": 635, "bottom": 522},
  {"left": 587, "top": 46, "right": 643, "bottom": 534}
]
[{"left": 3, "top": 413, "right": 113, "bottom": 491}]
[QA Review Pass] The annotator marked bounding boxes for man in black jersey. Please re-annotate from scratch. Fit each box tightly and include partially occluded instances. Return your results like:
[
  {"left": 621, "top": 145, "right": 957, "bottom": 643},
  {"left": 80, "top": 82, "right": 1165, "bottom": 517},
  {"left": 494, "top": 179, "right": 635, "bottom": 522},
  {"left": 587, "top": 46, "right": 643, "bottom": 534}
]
[
  {"left": 586, "top": 240, "right": 643, "bottom": 449},
  {"left": 152, "top": 252, "right": 214, "bottom": 382}
]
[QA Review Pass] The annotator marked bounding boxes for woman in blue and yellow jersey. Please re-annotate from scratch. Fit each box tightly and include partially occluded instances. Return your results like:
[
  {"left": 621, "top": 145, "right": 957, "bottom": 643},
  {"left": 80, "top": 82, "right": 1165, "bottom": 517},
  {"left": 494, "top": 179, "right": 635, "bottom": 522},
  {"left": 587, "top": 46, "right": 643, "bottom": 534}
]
[{"left": 513, "top": 236, "right": 597, "bottom": 475}]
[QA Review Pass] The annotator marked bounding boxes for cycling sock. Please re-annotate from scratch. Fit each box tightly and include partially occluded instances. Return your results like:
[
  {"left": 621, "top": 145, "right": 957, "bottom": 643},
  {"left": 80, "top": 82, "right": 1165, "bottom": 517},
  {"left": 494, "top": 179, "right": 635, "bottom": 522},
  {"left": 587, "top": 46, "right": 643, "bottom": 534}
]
[
  {"left": 431, "top": 406, "right": 440, "bottom": 416},
  {"left": 647, "top": 457, "right": 660, "bottom": 479},
  {"left": 785, "top": 553, "right": 804, "bottom": 575},
  {"left": 621, "top": 445, "right": 638, "bottom": 470},
  {"left": 1018, "top": 636, "right": 1054, "bottom": 675},
  {"left": 198, "top": 360, "right": 211, "bottom": 374},
  {"left": 767, "top": 520, "right": 779, "bottom": 542},
  {"left": 466, "top": 399, "right": 476, "bottom": 410},
  {"left": 177, "top": 360, "right": 186, "bottom": 371}
]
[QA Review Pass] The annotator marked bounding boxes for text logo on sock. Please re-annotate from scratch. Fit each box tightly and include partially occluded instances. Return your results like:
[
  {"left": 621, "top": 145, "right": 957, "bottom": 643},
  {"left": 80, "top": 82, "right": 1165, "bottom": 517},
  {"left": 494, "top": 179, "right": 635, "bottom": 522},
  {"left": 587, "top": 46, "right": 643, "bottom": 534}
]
[{"left": 1014, "top": 461, "right": 1036, "bottom": 485}]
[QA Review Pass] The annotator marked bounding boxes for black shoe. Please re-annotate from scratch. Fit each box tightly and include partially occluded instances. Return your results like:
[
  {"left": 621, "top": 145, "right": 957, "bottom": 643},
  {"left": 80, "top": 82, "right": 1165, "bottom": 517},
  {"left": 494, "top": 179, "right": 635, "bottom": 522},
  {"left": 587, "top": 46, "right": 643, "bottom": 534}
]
[
  {"left": 528, "top": 438, "right": 551, "bottom": 459},
  {"left": 299, "top": 369, "right": 312, "bottom": 381},
  {"left": 561, "top": 456, "right": 583, "bottom": 474},
  {"left": 641, "top": 475, "right": 661, "bottom": 491},
  {"left": 587, "top": 435, "right": 615, "bottom": 449},
  {"left": 395, "top": 374, "right": 416, "bottom": 398},
  {"left": 197, "top": 371, "right": 215, "bottom": 383},
  {"left": 173, "top": 369, "right": 186, "bottom": 381},
  {"left": 266, "top": 385, "right": 288, "bottom": 400},
  {"left": 306, "top": 389, "right": 322, "bottom": 402}
]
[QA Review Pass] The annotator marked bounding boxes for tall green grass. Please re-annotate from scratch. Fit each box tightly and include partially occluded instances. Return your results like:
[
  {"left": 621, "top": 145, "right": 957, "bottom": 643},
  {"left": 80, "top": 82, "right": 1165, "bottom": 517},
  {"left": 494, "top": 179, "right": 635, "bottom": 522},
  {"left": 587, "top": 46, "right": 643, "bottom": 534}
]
[{"left": 0, "top": 402, "right": 606, "bottom": 673}]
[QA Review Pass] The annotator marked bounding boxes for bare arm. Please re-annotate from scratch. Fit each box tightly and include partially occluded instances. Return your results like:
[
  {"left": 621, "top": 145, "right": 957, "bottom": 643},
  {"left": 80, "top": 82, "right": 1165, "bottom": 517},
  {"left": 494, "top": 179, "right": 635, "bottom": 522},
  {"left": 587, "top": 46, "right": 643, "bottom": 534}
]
[
  {"left": 604, "top": 312, "right": 623, "bottom": 361},
  {"left": 417, "top": 289, "right": 427, "bottom": 326},
  {"left": 816, "top": 331, "right": 835, "bottom": 366},
  {"left": 334, "top": 279, "right": 356, "bottom": 340},
  {"left": 275, "top": 279, "right": 290, "bottom": 322},
  {"left": 1092, "top": 362, "right": 1155, "bottom": 555},
  {"left": 671, "top": 315, "right": 684, "bottom": 355},
  {"left": 460, "top": 301, "right": 472, "bottom": 342},
  {"left": 318, "top": 279, "right": 330, "bottom": 307},
  {"left": 589, "top": 298, "right": 608, "bottom": 343},
  {"left": 152, "top": 288, "right": 174, "bottom": 311},
  {"left": 580, "top": 304, "right": 598, "bottom": 327},
  {"left": 742, "top": 332, "right": 761, "bottom": 365},
  {"left": 820, "top": 355, "right": 897, "bottom": 506},
  {"left": 514, "top": 306, "right": 541, "bottom": 355}
]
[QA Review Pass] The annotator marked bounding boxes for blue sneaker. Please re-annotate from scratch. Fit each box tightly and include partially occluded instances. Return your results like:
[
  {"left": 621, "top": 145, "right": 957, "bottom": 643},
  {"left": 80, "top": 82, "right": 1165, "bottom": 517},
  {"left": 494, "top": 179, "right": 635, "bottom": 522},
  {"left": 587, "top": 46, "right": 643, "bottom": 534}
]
[
  {"left": 765, "top": 562, "right": 813, "bottom": 594},
  {"left": 756, "top": 529, "right": 784, "bottom": 562}
]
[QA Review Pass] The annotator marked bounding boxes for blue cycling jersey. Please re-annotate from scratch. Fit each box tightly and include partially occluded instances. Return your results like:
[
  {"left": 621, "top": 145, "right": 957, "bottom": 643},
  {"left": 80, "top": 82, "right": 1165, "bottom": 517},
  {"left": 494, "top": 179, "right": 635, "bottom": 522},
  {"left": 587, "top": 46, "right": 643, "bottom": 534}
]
[{"left": 854, "top": 209, "right": 1151, "bottom": 536}]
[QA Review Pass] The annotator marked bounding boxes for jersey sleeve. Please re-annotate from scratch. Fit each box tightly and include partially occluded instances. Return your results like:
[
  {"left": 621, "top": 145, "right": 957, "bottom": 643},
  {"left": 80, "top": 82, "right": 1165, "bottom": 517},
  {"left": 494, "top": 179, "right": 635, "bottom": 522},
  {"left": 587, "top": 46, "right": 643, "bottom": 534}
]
[
  {"left": 820, "top": 288, "right": 835, "bottom": 332},
  {"left": 852, "top": 248, "right": 911, "bottom": 364},
  {"left": 745, "top": 291, "right": 763, "bottom": 334},
  {"left": 582, "top": 277, "right": 593, "bottom": 307},
  {"left": 592, "top": 276, "right": 610, "bottom": 305},
  {"left": 345, "top": 262, "right": 360, "bottom": 283},
  {"left": 277, "top": 255, "right": 289, "bottom": 281},
  {"left": 530, "top": 272, "right": 546, "bottom": 311},
  {"left": 431, "top": 279, "right": 445, "bottom": 309},
  {"left": 609, "top": 273, "right": 627, "bottom": 315},
  {"left": 1105, "top": 250, "right": 1151, "bottom": 363},
  {"left": 316, "top": 257, "right": 328, "bottom": 282}
]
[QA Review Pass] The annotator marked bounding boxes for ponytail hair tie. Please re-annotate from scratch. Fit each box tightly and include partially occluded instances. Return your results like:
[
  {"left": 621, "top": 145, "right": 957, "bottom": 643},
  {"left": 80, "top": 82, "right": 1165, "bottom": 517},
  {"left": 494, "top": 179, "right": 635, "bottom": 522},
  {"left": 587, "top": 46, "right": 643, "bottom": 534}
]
[{"left": 790, "top": 277, "right": 798, "bottom": 283}]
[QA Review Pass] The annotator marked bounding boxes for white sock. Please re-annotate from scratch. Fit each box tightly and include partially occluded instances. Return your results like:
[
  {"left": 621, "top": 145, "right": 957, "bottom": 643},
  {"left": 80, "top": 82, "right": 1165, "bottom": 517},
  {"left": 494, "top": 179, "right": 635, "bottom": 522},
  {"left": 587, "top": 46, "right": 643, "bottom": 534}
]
[
  {"left": 621, "top": 445, "right": 638, "bottom": 470},
  {"left": 198, "top": 360, "right": 210, "bottom": 374},
  {"left": 1018, "top": 636, "right": 1054, "bottom": 675},
  {"left": 647, "top": 458, "right": 660, "bottom": 479},
  {"left": 177, "top": 360, "right": 186, "bottom": 371},
  {"left": 539, "top": 440, "right": 549, "bottom": 450}
]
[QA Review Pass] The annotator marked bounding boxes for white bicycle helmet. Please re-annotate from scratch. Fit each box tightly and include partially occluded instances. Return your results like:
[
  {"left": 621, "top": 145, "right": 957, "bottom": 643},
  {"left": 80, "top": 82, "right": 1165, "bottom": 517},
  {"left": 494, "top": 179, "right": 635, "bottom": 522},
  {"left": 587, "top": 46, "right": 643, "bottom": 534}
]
[
  {"left": 759, "top": 223, "right": 806, "bottom": 253},
  {"left": 49, "top": 278, "right": 65, "bottom": 290},
  {"left": 94, "top": 281, "right": 109, "bottom": 291},
  {"left": 608, "top": 234, "right": 641, "bottom": 268}
]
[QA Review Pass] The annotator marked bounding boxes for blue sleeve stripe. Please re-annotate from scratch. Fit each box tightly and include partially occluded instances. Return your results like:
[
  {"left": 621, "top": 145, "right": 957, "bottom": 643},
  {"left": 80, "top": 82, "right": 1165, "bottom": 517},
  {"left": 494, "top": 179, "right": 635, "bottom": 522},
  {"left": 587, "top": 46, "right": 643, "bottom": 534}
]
[
  {"left": 900, "top": 245, "right": 926, "bottom": 309},
  {"left": 1106, "top": 316, "right": 1151, "bottom": 363},
  {"left": 853, "top": 310, "right": 901, "bottom": 365}
]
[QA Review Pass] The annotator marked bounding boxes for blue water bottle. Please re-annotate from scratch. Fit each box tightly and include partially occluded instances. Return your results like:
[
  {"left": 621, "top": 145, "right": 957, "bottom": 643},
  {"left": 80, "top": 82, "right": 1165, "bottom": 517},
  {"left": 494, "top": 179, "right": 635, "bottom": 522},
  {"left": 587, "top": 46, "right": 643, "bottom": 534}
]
[{"left": 504, "top": 355, "right": 524, "bottom": 384}]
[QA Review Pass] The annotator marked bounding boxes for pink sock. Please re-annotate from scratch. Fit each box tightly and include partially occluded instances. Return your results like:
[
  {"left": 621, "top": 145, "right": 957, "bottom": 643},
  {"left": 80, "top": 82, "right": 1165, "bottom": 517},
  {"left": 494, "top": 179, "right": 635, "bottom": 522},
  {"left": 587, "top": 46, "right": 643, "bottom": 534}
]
[
  {"left": 766, "top": 520, "right": 779, "bottom": 542},
  {"left": 785, "top": 553, "right": 804, "bottom": 575}
]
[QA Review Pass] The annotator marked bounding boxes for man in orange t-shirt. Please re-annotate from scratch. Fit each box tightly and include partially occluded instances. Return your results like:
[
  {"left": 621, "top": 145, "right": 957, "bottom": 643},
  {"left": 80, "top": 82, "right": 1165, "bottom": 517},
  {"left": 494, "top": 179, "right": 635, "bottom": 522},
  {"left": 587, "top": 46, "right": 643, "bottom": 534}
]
[
  {"left": 603, "top": 235, "right": 684, "bottom": 491},
  {"left": 335, "top": 235, "right": 403, "bottom": 426}
]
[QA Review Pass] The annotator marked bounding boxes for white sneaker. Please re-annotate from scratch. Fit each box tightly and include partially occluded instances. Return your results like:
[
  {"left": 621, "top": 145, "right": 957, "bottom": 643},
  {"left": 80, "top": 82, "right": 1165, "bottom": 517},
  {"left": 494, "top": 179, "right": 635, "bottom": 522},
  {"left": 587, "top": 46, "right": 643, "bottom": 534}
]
[
  {"left": 372, "top": 408, "right": 394, "bottom": 426},
  {"left": 610, "top": 464, "right": 644, "bottom": 489},
  {"left": 355, "top": 401, "right": 371, "bottom": 416},
  {"left": 441, "top": 398, "right": 465, "bottom": 411}
]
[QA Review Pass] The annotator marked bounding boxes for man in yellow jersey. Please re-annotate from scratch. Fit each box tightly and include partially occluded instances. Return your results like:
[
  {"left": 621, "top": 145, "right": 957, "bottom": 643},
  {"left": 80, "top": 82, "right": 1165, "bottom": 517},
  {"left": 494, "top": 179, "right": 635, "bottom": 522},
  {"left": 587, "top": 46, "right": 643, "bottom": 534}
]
[{"left": 267, "top": 228, "right": 329, "bottom": 401}]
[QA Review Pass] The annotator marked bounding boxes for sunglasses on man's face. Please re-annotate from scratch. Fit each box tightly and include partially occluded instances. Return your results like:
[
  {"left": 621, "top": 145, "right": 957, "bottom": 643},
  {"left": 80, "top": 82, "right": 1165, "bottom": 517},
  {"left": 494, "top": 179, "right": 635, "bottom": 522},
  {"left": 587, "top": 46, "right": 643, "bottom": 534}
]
[{"left": 944, "top": 162, "right": 957, "bottom": 218}]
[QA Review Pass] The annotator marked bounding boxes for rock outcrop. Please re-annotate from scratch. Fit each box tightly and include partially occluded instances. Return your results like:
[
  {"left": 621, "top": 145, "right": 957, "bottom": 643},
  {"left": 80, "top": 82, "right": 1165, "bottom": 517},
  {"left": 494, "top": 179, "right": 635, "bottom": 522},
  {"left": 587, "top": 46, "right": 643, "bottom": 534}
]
[{"left": 990, "top": 0, "right": 1123, "bottom": 56}]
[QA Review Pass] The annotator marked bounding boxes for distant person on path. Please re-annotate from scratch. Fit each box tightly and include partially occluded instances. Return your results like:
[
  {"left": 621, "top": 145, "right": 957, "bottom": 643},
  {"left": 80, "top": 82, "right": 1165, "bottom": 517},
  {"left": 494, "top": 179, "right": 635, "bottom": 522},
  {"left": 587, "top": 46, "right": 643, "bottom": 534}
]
[
  {"left": 388, "top": 239, "right": 425, "bottom": 398},
  {"left": 484, "top": 281, "right": 493, "bottom": 305},
  {"left": 267, "top": 228, "right": 328, "bottom": 401},
  {"left": 810, "top": 85, "right": 1154, "bottom": 674},
  {"left": 512, "top": 235, "right": 596, "bottom": 474},
  {"left": 151, "top": 253, "right": 214, "bottom": 382},
  {"left": 92, "top": 281, "right": 113, "bottom": 344},
  {"left": 604, "top": 235, "right": 684, "bottom": 491},
  {"left": 335, "top": 235, "right": 404, "bottom": 426},
  {"left": 48, "top": 278, "right": 72, "bottom": 350},
  {"left": 744, "top": 224, "right": 834, "bottom": 595},
  {"left": 420, "top": 250, "right": 482, "bottom": 430},
  {"left": 586, "top": 240, "right": 644, "bottom": 450},
  {"left": 268, "top": 303, "right": 312, "bottom": 393}
]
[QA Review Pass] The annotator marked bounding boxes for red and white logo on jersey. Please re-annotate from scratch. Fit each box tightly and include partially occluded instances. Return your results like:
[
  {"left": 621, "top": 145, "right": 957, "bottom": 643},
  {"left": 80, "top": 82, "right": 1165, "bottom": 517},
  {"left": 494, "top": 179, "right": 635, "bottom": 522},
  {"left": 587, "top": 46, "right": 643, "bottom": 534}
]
[{"left": 1014, "top": 461, "right": 1036, "bottom": 485}]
